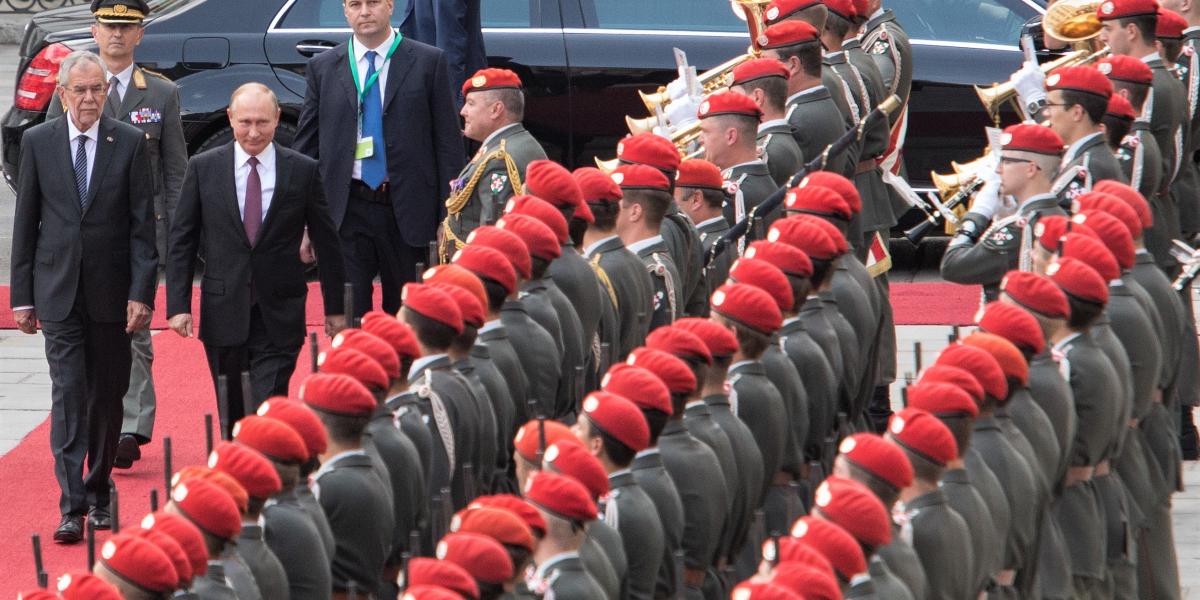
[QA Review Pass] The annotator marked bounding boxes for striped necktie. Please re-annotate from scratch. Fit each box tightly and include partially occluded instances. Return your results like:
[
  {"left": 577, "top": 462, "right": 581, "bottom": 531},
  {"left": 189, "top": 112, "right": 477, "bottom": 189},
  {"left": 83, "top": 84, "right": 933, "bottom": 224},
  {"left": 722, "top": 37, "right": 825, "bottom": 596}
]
[{"left": 73, "top": 134, "right": 88, "bottom": 208}]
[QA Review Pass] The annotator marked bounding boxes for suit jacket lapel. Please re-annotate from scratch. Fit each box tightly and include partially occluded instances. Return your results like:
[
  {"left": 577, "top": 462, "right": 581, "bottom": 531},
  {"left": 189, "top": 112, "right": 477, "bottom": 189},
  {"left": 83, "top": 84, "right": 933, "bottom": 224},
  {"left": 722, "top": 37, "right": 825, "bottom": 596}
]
[
  {"left": 221, "top": 143, "right": 251, "bottom": 248},
  {"left": 337, "top": 44, "right": 361, "bottom": 115},
  {"left": 85, "top": 119, "right": 116, "bottom": 211},
  {"left": 54, "top": 118, "right": 84, "bottom": 214},
  {"left": 383, "top": 39, "right": 416, "bottom": 112},
  {"left": 258, "top": 143, "right": 290, "bottom": 241}
]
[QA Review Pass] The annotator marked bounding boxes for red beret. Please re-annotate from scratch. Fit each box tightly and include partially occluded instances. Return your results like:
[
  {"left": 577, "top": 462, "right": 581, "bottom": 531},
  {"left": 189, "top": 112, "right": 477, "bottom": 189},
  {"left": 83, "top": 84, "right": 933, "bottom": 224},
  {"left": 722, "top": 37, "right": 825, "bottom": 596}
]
[
  {"left": 612, "top": 163, "right": 672, "bottom": 192},
  {"left": 698, "top": 91, "right": 763, "bottom": 120},
  {"left": 319, "top": 346, "right": 389, "bottom": 392},
  {"left": 57, "top": 573, "right": 122, "bottom": 600},
  {"left": 936, "top": 343, "right": 1008, "bottom": 401},
  {"left": 760, "top": 20, "right": 821, "bottom": 49},
  {"left": 729, "top": 581, "right": 803, "bottom": 600},
  {"left": 729, "top": 257, "right": 794, "bottom": 313},
  {"left": 1073, "top": 210, "right": 1134, "bottom": 270},
  {"left": 789, "top": 516, "right": 867, "bottom": 580},
  {"left": 407, "top": 558, "right": 480, "bottom": 600},
  {"left": 616, "top": 133, "right": 681, "bottom": 173},
  {"left": 582, "top": 390, "right": 650, "bottom": 452},
  {"left": 573, "top": 193, "right": 595, "bottom": 223},
  {"left": 769, "top": 562, "right": 842, "bottom": 600},
  {"left": 646, "top": 325, "right": 713, "bottom": 365},
  {"left": 813, "top": 476, "right": 892, "bottom": 548},
  {"left": 402, "top": 585, "right": 466, "bottom": 600},
  {"left": 361, "top": 311, "right": 421, "bottom": 360},
  {"left": 626, "top": 347, "right": 696, "bottom": 397},
  {"left": 1076, "top": 191, "right": 1142, "bottom": 240},
  {"left": 506, "top": 195, "right": 569, "bottom": 244},
  {"left": 977, "top": 301, "right": 1047, "bottom": 355},
  {"left": 403, "top": 282, "right": 466, "bottom": 333},
  {"left": 462, "top": 67, "right": 521, "bottom": 96},
  {"left": 1106, "top": 94, "right": 1137, "bottom": 121},
  {"left": 1046, "top": 65, "right": 1113, "bottom": 99},
  {"left": 602, "top": 362, "right": 674, "bottom": 412},
  {"left": 1098, "top": 55, "right": 1153, "bottom": 85},
  {"left": 731, "top": 57, "right": 791, "bottom": 86},
  {"left": 918, "top": 364, "right": 985, "bottom": 405},
  {"left": 172, "top": 466, "right": 249, "bottom": 514},
  {"left": 886, "top": 407, "right": 958, "bottom": 467},
  {"left": 513, "top": 418, "right": 576, "bottom": 464},
  {"left": 256, "top": 398, "right": 327, "bottom": 459},
  {"left": 469, "top": 495, "right": 546, "bottom": 537},
  {"left": 429, "top": 281, "right": 486, "bottom": 329},
  {"left": 422, "top": 264, "right": 489, "bottom": 317},
  {"left": 169, "top": 476, "right": 242, "bottom": 540},
  {"left": 1035, "top": 214, "right": 1097, "bottom": 252},
  {"left": 837, "top": 432, "right": 914, "bottom": 491},
  {"left": 524, "top": 160, "right": 584, "bottom": 210},
  {"left": 233, "top": 415, "right": 309, "bottom": 465},
  {"left": 467, "top": 225, "right": 532, "bottom": 280},
  {"left": 1158, "top": 7, "right": 1187, "bottom": 38},
  {"left": 437, "top": 532, "right": 514, "bottom": 585},
  {"left": 127, "top": 527, "right": 192, "bottom": 587},
  {"left": 141, "top": 511, "right": 208, "bottom": 577},
  {"left": 300, "top": 372, "right": 377, "bottom": 418},
  {"left": 17, "top": 591, "right": 58, "bottom": 600},
  {"left": 851, "top": 0, "right": 869, "bottom": 20},
  {"left": 1001, "top": 270, "right": 1072, "bottom": 319},
  {"left": 962, "top": 331, "right": 1030, "bottom": 387},
  {"left": 1098, "top": 0, "right": 1160, "bottom": 20},
  {"left": 524, "top": 470, "right": 599, "bottom": 522},
  {"left": 496, "top": 213, "right": 562, "bottom": 261},
  {"left": 712, "top": 282, "right": 784, "bottom": 334},
  {"left": 574, "top": 167, "right": 624, "bottom": 204},
  {"left": 452, "top": 505, "right": 536, "bottom": 551},
  {"left": 209, "top": 441, "right": 282, "bottom": 500},
  {"left": 1000, "top": 123, "right": 1065, "bottom": 155},
  {"left": 799, "top": 171, "right": 861, "bottom": 214},
  {"left": 765, "top": 0, "right": 822, "bottom": 24},
  {"left": 768, "top": 216, "right": 838, "bottom": 260},
  {"left": 905, "top": 381, "right": 980, "bottom": 417},
  {"left": 675, "top": 159, "right": 725, "bottom": 191},
  {"left": 1093, "top": 180, "right": 1153, "bottom": 230},
  {"left": 673, "top": 317, "right": 739, "bottom": 357},
  {"left": 543, "top": 439, "right": 610, "bottom": 500},
  {"left": 823, "top": 0, "right": 856, "bottom": 19},
  {"left": 333, "top": 329, "right": 400, "bottom": 380},
  {"left": 1059, "top": 231, "right": 1120, "bottom": 281},
  {"left": 454, "top": 244, "right": 519, "bottom": 294},
  {"left": 800, "top": 215, "right": 849, "bottom": 255},
  {"left": 785, "top": 185, "right": 852, "bottom": 220},
  {"left": 765, "top": 536, "right": 835, "bottom": 576},
  {"left": 100, "top": 532, "right": 178, "bottom": 592},
  {"left": 744, "top": 240, "right": 814, "bottom": 278}
]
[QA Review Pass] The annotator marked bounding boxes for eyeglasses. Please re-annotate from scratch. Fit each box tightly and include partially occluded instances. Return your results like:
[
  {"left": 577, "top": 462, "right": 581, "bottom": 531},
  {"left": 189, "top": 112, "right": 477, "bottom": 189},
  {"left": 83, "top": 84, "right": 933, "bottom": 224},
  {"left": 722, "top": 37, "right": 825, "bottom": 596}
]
[
  {"left": 67, "top": 85, "right": 106, "bottom": 97},
  {"left": 999, "top": 157, "right": 1032, "bottom": 164},
  {"left": 1039, "top": 102, "right": 1072, "bottom": 114}
]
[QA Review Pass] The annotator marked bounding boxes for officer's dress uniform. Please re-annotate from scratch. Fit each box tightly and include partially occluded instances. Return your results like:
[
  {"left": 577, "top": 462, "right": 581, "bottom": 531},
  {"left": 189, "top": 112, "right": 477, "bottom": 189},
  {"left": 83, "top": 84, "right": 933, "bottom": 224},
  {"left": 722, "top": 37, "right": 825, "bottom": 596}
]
[
  {"left": 1142, "top": 52, "right": 1188, "bottom": 270},
  {"left": 235, "top": 521, "right": 290, "bottom": 600},
  {"left": 941, "top": 194, "right": 1065, "bottom": 299},
  {"left": 500, "top": 298, "right": 562, "bottom": 419},
  {"left": 631, "top": 235, "right": 684, "bottom": 331},
  {"left": 900, "top": 488, "right": 976, "bottom": 600},
  {"left": 529, "top": 551, "right": 607, "bottom": 600},
  {"left": 703, "top": 392, "right": 764, "bottom": 567},
  {"left": 48, "top": 62, "right": 187, "bottom": 454},
  {"left": 442, "top": 123, "right": 546, "bottom": 259},
  {"left": 631, "top": 446, "right": 685, "bottom": 599},
  {"left": 1117, "top": 120, "right": 1166, "bottom": 203},
  {"left": 697, "top": 217, "right": 735, "bottom": 297},
  {"left": 585, "top": 235, "right": 655, "bottom": 359},
  {"left": 603, "top": 469, "right": 667, "bottom": 600},
  {"left": 263, "top": 489, "right": 334, "bottom": 600},
  {"left": 722, "top": 160, "right": 780, "bottom": 235},
  {"left": 476, "top": 318, "right": 531, "bottom": 432},
  {"left": 658, "top": 418, "right": 730, "bottom": 600},
  {"left": 758, "top": 119, "right": 803, "bottom": 187},
  {"left": 315, "top": 448, "right": 395, "bottom": 596}
]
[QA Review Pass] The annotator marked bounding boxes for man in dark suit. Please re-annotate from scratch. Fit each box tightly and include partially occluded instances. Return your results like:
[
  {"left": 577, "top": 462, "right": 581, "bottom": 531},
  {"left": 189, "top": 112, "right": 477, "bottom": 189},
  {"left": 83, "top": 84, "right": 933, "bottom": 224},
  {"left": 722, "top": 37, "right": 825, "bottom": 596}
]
[
  {"left": 399, "top": 0, "right": 486, "bottom": 103},
  {"left": 166, "top": 83, "right": 345, "bottom": 439},
  {"left": 11, "top": 50, "right": 156, "bottom": 543},
  {"left": 295, "top": 0, "right": 464, "bottom": 319}
]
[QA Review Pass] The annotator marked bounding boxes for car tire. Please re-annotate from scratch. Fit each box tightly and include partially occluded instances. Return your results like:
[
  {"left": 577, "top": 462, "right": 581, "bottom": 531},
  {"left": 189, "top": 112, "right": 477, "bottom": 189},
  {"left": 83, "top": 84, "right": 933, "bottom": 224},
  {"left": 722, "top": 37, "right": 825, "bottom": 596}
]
[{"left": 196, "top": 121, "right": 298, "bottom": 154}]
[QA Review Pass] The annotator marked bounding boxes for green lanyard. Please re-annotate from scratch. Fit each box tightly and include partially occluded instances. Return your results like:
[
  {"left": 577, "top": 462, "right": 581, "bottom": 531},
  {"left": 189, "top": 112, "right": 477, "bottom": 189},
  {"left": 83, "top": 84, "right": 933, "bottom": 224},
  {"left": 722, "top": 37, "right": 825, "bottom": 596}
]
[{"left": 348, "top": 30, "right": 403, "bottom": 106}]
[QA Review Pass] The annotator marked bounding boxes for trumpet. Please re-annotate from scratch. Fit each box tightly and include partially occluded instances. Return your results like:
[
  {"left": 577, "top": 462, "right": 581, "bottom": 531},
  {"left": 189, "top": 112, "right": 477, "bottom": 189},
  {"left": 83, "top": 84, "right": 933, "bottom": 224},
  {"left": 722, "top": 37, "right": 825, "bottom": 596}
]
[
  {"left": 974, "top": 45, "right": 1109, "bottom": 121},
  {"left": 1044, "top": 0, "right": 1105, "bottom": 44},
  {"left": 594, "top": 120, "right": 704, "bottom": 171}
]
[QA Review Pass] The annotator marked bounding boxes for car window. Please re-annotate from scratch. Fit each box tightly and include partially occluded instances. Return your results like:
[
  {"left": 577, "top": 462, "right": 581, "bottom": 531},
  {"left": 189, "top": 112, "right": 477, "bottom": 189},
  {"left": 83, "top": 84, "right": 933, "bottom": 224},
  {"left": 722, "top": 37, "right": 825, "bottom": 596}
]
[
  {"left": 890, "top": 0, "right": 1035, "bottom": 45},
  {"left": 277, "top": 0, "right": 531, "bottom": 29},
  {"left": 482, "top": 0, "right": 532, "bottom": 27},
  {"left": 587, "top": 0, "right": 746, "bottom": 32}
]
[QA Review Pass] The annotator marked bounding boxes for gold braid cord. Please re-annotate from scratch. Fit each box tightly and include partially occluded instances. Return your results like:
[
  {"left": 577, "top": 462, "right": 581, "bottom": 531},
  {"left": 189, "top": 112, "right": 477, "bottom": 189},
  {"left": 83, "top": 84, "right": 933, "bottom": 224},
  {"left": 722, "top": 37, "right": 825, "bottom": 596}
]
[
  {"left": 590, "top": 255, "right": 620, "bottom": 311},
  {"left": 440, "top": 139, "right": 524, "bottom": 261}
]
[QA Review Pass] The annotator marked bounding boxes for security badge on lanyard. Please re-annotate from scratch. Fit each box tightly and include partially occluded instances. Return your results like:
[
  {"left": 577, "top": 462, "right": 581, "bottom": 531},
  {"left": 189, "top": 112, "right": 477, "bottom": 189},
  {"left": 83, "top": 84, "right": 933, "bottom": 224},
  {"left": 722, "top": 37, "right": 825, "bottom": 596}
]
[{"left": 348, "top": 31, "right": 403, "bottom": 161}]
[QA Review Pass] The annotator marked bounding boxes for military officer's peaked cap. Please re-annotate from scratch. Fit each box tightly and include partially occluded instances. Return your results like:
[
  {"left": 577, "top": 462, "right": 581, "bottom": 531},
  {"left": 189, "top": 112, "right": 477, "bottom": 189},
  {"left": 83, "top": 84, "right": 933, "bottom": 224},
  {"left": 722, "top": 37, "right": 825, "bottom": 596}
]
[
  {"left": 906, "top": 381, "right": 980, "bottom": 417},
  {"left": 91, "top": 0, "right": 148, "bottom": 23},
  {"left": 603, "top": 362, "right": 674, "bottom": 412},
  {"left": 582, "top": 390, "right": 651, "bottom": 452},
  {"left": 712, "top": 282, "right": 784, "bottom": 334},
  {"left": 745, "top": 241, "right": 814, "bottom": 278},
  {"left": 402, "top": 283, "right": 466, "bottom": 333},
  {"left": 524, "top": 470, "right": 599, "bottom": 522},
  {"left": 1001, "top": 271, "right": 1072, "bottom": 319},
  {"left": 1097, "top": 0, "right": 1160, "bottom": 21},
  {"left": 462, "top": 68, "right": 522, "bottom": 97},
  {"left": 299, "top": 372, "right": 377, "bottom": 418},
  {"left": 837, "top": 432, "right": 914, "bottom": 491},
  {"left": 886, "top": 407, "right": 958, "bottom": 467},
  {"left": 977, "top": 301, "right": 1047, "bottom": 355},
  {"left": 698, "top": 91, "right": 763, "bottom": 120}
]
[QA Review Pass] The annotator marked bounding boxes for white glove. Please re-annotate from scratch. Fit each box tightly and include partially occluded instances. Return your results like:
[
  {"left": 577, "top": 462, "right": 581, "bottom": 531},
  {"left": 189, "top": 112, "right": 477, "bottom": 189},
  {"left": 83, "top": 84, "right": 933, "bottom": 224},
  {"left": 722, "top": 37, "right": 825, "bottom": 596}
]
[
  {"left": 1010, "top": 61, "right": 1046, "bottom": 112},
  {"left": 666, "top": 78, "right": 689, "bottom": 102},
  {"left": 969, "top": 171, "right": 1004, "bottom": 220},
  {"left": 667, "top": 97, "right": 700, "bottom": 128}
]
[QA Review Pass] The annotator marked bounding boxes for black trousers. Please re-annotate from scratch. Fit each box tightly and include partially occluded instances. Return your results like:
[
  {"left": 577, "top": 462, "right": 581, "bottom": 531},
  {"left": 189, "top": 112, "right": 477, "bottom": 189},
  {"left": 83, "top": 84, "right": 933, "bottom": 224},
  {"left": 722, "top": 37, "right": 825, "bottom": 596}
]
[
  {"left": 204, "top": 305, "right": 300, "bottom": 440},
  {"left": 41, "top": 293, "right": 131, "bottom": 517},
  {"left": 340, "top": 186, "right": 423, "bottom": 319}
]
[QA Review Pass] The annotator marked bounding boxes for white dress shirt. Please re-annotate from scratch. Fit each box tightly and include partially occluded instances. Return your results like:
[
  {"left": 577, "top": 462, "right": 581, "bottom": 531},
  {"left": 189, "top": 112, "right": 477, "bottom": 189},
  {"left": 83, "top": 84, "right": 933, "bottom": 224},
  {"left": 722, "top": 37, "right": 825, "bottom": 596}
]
[
  {"left": 234, "top": 142, "right": 276, "bottom": 222},
  {"left": 67, "top": 117, "right": 99, "bottom": 192},
  {"left": 105, "top": 63, "right": 134, "bottom": 104},
  {"left": 351, "top": 29, "right": 396, "bottom": 181}
]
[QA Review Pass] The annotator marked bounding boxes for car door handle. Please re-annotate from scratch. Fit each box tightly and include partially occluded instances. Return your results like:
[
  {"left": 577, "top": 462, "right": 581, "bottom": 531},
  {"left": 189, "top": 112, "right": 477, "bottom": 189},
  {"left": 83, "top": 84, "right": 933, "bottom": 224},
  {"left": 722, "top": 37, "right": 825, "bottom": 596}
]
[{"left": 296, "top": 42, "right": 336, "bottom": 56}]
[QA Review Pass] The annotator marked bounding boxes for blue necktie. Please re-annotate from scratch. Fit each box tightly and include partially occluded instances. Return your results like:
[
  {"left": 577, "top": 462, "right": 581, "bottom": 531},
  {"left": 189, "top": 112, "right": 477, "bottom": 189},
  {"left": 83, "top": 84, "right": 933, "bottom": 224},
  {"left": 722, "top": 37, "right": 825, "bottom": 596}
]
[
  {"left": 360, "top": 49, "right": 387, "bottom": 189},
  {"left": 73, "top": 134, "right": 88, "bottom": 208}
]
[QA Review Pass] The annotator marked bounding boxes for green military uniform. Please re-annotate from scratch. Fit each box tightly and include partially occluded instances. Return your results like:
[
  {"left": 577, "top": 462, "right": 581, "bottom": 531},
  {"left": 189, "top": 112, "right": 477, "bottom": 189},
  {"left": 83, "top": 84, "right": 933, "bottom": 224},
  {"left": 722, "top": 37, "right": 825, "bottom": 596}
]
[
  {"left": 442, "top": 123, "right": 546, "bottom": 259},
  {"left": 899, "top": 488, "right": 976, "bottom": 600},
  {"left": 518, "top": 279, "right": 569, "bottom": 413},
  {"left": 1117, "top": 121, "right": 1166, "bottom": 204},
  {"left": 1056, "top": 132, "right": 1128, "bottom": 205},
  {"left": 722, "top": 160, "right": 780, "bottom": 237},
  {"left": 757, "top": 346, "right": 808, "bottom": 534},
  {"left": 861, "top": 9, "right": 913, "bottom": 129},
  {"left": 701, "top": 392, "right": 764, "bottom": 567},
  {"left": 262, "top": 489, "right": 334, "bottom": 600},
  {"left": 696, "top": 217, "right": 734, "bottom": 297},
  {"left": 315, "top": 450, "right": 395, "bottom": 595},
  {"left": 368, "top": 402, "right": 428, "bottom": 563},
  {"left": 476, "top": 319, "right": 531, "bottom": 434},
  {"left": 779, "top": 315, "right": 838, "bottom": 464},
  {"left": 549, "top": 244, "right": 604, "bottom": 392},
  {"left": 1143, "top": 55, "right": 1188, "bottom": 271},
  {"left": 786, "top": 86, "right": 850, "bottom": 182},
  {"left": 797, "top": 296, "right": 846, "bottom": 412},
  {"left": 631, "top": 449, "right": 685, "bottom": 600},
  {"left": 757, "top": 119, "right": 803, "bottom": 187},
  {"left": 632, "top": 235, "right": 683, "bottom": 332},
  {"left": 603, "top": 470, "right": 667, "bottom": 600},
  {"left": 941, "top": 194, "right": 1064, "bottom": 300},
  {"left": 940, "top": 467, "right": 998, "bottom": 596},
  {"left": 876, "top": 524, "right": 930, "bottom": 600},
  {"left": 533, "top": 276, "right": 587, "bottom": 419},
  {"left": 585, "top": 235, "right": 654, "bottom": 359},
  {"left": 192, "top": 561, "right": 239, "bottom": 600},
  {"left": 584, "top": 520, "right": 627, "bottom": 600},
  {"left": 819, "top": 292, "right": 862, "bottom": 421},
  {"left": 1176, "top": 30, "right": 1200, "bottom": 234},
  {"left": 827, "top": 51, "right": 894, "bottom": 241},
  {"left": 500, "top": 299, "right": 563, "bottom": 418},
  {"left": 453, "top": 358, "right": 500, "bottom": 495},
  {"left": 866, "top": 556, "right": 916, "bottom": 600},
  {"left": 234, "top": 522, "right": 289, "bottom": 600},
  {"left": 468, "top": 343, "right": 517, "bottom": 488},
  {"left": 973, "top": 414, "right": 1040, "bottom": 584},
  {"left": 660, "top": 207, "right": 709, "bottom": 318},
  {"left": 727, "top": 360, "right": 789, "bottom": 505},
  {"left": 529, "top": 552, "right": 607, "bottom": 600}
]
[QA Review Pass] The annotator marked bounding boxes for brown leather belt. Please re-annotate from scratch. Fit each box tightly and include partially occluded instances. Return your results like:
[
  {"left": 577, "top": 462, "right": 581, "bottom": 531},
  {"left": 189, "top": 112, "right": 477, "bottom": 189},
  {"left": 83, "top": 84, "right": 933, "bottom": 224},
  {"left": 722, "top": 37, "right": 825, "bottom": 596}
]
[
  {"left": 1065, "top": 465, "right": 1095, "bottom": 487},
  {"left": 854, "top": 160, "right": 878, "bottom": 175},
  {"left": 684, "top": 567, "right": 707, "bottom": 588},
  {"left": 1094, "top": 460, "right": 1111, "bottom": 476},
  {"left": 350, "top": 179, "right": 390, "bottom": 204}
]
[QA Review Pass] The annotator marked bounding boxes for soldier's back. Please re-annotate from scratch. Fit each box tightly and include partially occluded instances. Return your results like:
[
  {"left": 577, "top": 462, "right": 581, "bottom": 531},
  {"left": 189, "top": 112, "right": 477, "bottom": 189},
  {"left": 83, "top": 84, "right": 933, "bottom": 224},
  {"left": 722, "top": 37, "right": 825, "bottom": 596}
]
[
  {"left": 605, "top": 472, "right": 666, "bottom": 600},
  {"left": 500, "top": 299, "right": 562, "bottom": 417},
  {"left": 235, "top": 523, "right": 290, "bottom": 600},
  {"left": 904, "top": 489, "right": 975, "bottom": 600},
  {"left": 631, "top": 450, "right": 684, "bottom": 599},
  {"left": 316, "top": 452, "right": 395, "bottom": 594},
  {"left": 263, "top": 494, "right": 334, "bottom": 600}
]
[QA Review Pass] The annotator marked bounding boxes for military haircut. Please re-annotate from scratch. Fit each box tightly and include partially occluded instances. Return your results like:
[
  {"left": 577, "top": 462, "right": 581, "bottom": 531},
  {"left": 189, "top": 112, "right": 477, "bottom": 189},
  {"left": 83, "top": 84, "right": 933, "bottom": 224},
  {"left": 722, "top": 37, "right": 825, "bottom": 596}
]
[
  {"left": 300, "top": 456, "right": 320, "bottom": 478},
  {"left": 451, "top": 324, "right": 479, "bottom": 354},
  {"left": 774, "top": 41, "right": 824, "bottom": 78},
  {"left": 1160, "top": 38, "right": 1183, "bottom": 63},
  {"left": 481, "top": 87, "right": 526, "bottom": 122},
  {"left": 935, "top": 413, "right": 974, "bottom": 457},
  {"left": 403, "top": 307, "right": 459, "bottom": 352},
  {"left": 842, "top": 459, "right": 901, "bottom": 508},
  {"left": 1118, "top": 15, "right": 1158, "bottom": 44},
  {"left": 738, "top": 75, "right": 789, "bottom": 114},
  {"left": 247, "top": 496, "right": 267, "bottom": 518},
  {"left": 1110, "top": 80, "right": 1150, "bottom": 110},
  {"left": 669, "top": 391, "right": 688, "bottom": 415},
  {"left": 783, "top": 273, "right": 814, "bottom": 313},
  {"left": 481, "top": 277, "right": 509, "bottom": 312},
  {"left": 569, "top": 216, "right": 588, "bottom": 248},
  {"left": 1101, "top": 114, "right": 1133, "bottom": 150},
  {"left": 503, "top": 543, "right": 534, "bottom": 575},
  {"left": 319, "top": 411, "right": 371, "bottom": 446},
  {"left": 589, "top": 201, "right": 620, "bottom": 232},
  {"left": 1060, "top": 89, "right": 1108, "bottom": 124},
  {"left": 272, "top": 460, "right": 301, "bottom": 491},
  {"left": 588, "top": 419, "right": 638, "bottom": 467},
  {"left": 825, "top": 11, "right": 853, "bottom": 39},
  {"left": 622, "top": 188, "right": 673, "bottom": 228},
  {"left": 479, "top": 581, "right": 506, "bottom": 600},
  {"left": 731, "top": 320, "right": 771, "bottom": 359},
  {"left": 1032, "top": 153, "right": 1062, "bottom": 180},
  {"left": 809, "top": 257, "right": 834, "bottom": 289},
  {"left": 1065, "top": 294, "right": 1105, "bottom": 330},
  {"left": 641, "top": 407, "right": 670, "bottom": 444},
  {"left": 895, "top": 443, "right": 945, "bottom": 483},
  {"left": 530, "top": 255, "right": 551, "bottom": 280},
  {"left": 680, "top": 186, "right": 727, "bottom": 210}
]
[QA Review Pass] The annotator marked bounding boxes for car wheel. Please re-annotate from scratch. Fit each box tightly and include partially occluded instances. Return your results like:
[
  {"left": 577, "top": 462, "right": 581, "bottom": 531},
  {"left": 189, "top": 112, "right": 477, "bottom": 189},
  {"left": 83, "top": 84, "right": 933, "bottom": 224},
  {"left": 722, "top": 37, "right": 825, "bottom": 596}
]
[{"left": 195, "top": 121, "right": 298, "bottom": 154}]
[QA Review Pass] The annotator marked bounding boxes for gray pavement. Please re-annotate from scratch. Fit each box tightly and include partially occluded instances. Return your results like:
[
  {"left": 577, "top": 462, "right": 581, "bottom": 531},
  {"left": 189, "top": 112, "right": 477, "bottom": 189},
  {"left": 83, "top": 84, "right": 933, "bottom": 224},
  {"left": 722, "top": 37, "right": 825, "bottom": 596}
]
[{"left": 0, "top": 43, "right": 19, "bottom": 273}]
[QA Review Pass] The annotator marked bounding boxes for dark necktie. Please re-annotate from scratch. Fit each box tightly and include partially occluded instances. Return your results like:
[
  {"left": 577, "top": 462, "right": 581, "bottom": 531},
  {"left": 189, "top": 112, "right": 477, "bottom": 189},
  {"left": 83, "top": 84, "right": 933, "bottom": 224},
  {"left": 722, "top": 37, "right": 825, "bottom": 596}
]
[
  {"left": 244, "top": 156, "right": 262, "bottom": 245},
  {"left": 106, "top": 76, "right": 121, "bottom": 116},
  {"left": 73, "top": 134, "right": 88, "bottom": 208}
]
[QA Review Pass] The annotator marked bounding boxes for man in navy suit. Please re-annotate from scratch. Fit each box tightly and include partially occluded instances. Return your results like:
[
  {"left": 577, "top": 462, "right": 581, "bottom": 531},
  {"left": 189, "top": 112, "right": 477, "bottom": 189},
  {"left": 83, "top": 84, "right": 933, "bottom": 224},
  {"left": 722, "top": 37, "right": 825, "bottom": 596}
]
[
  {"left": 295, "top": 0, "right": 464, "bottom": 319},
  {"left": 399, "top": 0, "right": 486, "bottom": 103}
]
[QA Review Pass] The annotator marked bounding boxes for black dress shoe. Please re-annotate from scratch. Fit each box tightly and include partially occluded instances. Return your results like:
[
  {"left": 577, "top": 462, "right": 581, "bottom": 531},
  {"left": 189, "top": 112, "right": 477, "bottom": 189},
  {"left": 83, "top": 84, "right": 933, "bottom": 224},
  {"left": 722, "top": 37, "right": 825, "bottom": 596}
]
[
  {"left": 113, "top": 434, "right": 141, "bottom": 469},
  {"left": 53, "top": 515, "right": 83, "bottom": 544},
  {"left": 88, "top": 506, "right": 112, "bottom": 531}
]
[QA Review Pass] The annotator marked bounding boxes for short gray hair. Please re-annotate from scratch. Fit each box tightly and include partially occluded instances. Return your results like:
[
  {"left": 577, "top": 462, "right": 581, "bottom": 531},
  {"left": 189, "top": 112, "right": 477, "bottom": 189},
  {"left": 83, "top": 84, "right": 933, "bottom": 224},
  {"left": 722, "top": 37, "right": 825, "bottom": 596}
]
[
  {"left": 229, "top": 82, "right": 280, "bottom": 112},
  {"left": 57, "top": 50, "right": 105, "bottom": 86}
]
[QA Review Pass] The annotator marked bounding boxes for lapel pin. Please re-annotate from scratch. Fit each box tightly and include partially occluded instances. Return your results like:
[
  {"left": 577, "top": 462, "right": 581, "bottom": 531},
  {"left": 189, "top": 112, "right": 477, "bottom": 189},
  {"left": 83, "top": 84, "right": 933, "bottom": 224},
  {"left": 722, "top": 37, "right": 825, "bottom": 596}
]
[{"left": 106, "top": 136, "right": 114, "bottom": 142}]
